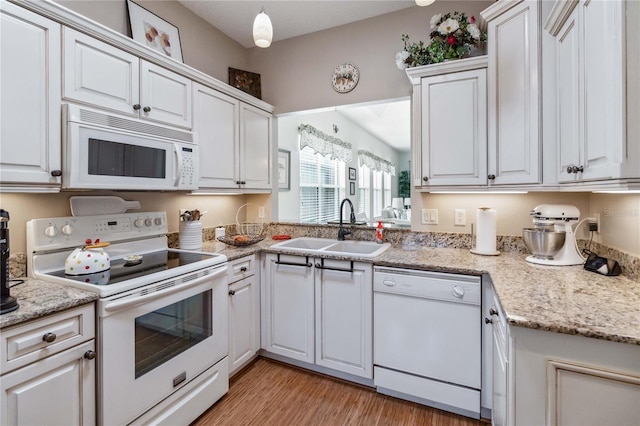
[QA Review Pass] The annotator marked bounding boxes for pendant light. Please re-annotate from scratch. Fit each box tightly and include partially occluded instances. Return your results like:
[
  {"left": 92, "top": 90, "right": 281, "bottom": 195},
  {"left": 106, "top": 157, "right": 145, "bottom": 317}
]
[
  {"left": 253, "top": 7, "right": 273, "bottom": 48},
  {"left": 415, "top": 0, "right": 436, "bottom": 5}
]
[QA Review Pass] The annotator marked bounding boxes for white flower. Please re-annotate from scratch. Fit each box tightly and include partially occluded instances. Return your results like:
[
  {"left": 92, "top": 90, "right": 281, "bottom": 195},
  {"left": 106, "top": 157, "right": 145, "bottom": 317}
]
[
  {"left": 430, "top": 14, "right": 442, "bottom": 29},
  {"left": 396, "top": 51, "right": 410, "bottom": 69},
  {"left": 438, "top": 18, "right": 459, "bottom": 35},
  {"left": 468, "top": 23, "right": 481, "bottom": 40}
]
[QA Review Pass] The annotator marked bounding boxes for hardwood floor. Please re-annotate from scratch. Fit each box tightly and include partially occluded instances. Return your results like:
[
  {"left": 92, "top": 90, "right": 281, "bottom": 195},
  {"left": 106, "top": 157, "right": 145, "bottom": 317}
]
[{"left": 192, "top": 358, "right": 486, "bottom": 426}]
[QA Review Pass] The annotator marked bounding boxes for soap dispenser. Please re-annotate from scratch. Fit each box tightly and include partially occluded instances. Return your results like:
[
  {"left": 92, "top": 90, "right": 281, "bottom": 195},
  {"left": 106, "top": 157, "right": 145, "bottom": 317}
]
[{"left": 376, "top": 221, "right": 384, "bottom": 244}]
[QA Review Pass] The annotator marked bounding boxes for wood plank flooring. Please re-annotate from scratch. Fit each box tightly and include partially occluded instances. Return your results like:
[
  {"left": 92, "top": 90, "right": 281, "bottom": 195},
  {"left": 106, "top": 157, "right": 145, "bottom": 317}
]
[{"left": 192, "top": 358, "right": 487, "bottom": 426}]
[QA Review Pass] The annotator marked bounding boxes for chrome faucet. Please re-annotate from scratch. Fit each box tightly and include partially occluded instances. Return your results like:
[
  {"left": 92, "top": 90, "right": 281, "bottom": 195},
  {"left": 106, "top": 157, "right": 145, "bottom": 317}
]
[{"left": 338, "top": 198, "right": 356, "bottom": 240}]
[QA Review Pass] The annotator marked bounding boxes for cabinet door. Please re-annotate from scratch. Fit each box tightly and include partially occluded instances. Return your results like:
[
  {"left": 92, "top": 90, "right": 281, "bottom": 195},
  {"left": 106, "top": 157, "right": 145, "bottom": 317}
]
[
  {"left": 193, "top": 83, "right": 240, "bottom": 188},
  {"left": 492, "top": 324, "right": 508, "bottom": 426},
  {"left": 240, "top": 103, "right": 272, "bottom": 189},
  {"left": 420, "top": 69, "right": 487, "bottom": 186},
  {"left": 579, "top": 0, "right": 625, "bottom": 181},
  {"left": 315, "top": 260, "right": 372, "bottom": 378},
  {"left": 63, "top": 27, "right": 140, "bottom": 116},
  {"left": 228, "top": 274, "right": 260, "bottom": 376},
  {"left": 140, "top": 60, "right": 192, "bottom": 129},
  {"left": 555, "top": 8, "right": 581, "bottom": 183},
  {"left": 0, "top": 2, "right": 61, "bottom": 186},
  {"left": 262, "top": 254, "right": 314, "bottom": 363},
  {"left": 486, "top": 1, "right": 540, "bottom": 185},
  {"left": 0, "top": 340, "right": 96, "bottom": 426}
]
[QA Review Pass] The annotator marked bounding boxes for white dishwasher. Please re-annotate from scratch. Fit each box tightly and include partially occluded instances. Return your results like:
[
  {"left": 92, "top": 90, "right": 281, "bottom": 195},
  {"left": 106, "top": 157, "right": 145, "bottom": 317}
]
[{"left": 373, "top": 266, "right": 482, "bottom": 419}]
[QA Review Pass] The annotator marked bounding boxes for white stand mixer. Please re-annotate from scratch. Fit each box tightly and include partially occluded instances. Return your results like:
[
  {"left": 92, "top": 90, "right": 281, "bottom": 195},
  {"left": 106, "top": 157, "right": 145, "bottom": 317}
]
[{"left": 525, "top": 204, "right": 585, "bottom": 266}]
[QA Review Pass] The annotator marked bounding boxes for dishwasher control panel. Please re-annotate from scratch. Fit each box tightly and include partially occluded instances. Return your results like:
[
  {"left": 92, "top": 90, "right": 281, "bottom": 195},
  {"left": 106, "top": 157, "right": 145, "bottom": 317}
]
[{"left": 373, "top": 266, "right": 481, "bottom": 305}]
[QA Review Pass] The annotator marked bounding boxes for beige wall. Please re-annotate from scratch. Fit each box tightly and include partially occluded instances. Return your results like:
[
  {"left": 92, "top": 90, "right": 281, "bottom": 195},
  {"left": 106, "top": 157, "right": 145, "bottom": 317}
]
[
  {"left": 248, "top": 1, "right": 492, "bottom": 114},
  {"left": 1, "top": 192, "right": 260, "bottom": 254},
  {"left": 412, "top": 192, "right": 640, "bottom": 255},
  {"left": 56, "top": 0, "right": 250, "bottom": 82}
]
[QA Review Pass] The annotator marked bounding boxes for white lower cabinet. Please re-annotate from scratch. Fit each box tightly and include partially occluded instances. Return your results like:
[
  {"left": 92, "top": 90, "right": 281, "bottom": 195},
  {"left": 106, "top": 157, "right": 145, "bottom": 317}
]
[
  {"left": 262, "top": 254, "right": 373, "bottom": 379},
  {"left": 0, "top": 304, "right": 96, "bottom": 425},
  {"left": 227, "top": 255, "right": 260, "bottom": 376},
  {"left": 488, "top": 295, "right": 640, "bottom": 425}
]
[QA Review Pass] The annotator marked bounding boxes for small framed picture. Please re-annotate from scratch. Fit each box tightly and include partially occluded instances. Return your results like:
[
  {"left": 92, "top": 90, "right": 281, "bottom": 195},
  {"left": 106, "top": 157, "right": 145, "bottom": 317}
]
[
  {"left": 349, "top": 167, "right": 356, "bottom": 180},
  {"left": 229, "top": 67, "right": 262, "bottom": 99},
  {"left": 127, "top": 0, "right": 183, "bottom": 62},
  {"left": 278, "top": 149, "right": 291, "bottom": 191},
  {"left": 349, "top": 181, "right": 356, "bottom": 195}
]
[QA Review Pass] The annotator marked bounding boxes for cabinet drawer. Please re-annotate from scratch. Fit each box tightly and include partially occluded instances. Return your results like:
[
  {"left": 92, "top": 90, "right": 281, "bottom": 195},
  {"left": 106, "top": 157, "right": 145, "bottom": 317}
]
[
  {"left": 1, "top": 304, "right": 95, "bottom": 374},
  {"left": 228, "top": 255, "right": 256, "bottom": 283}
]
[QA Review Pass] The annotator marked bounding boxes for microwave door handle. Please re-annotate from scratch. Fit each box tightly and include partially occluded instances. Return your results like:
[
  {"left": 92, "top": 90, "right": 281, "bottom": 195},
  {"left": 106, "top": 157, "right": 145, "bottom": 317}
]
[
  {"left": 174, "top": 144, "right": 182, "bottom": 187},
  {"left": 102, "top": 266, "right": 227, "bottom": 313}
]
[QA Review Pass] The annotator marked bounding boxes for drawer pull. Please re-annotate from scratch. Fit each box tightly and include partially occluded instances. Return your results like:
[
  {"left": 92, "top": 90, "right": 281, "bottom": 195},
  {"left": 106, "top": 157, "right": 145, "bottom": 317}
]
[
  {"left": 484, "top": 317, "right": 493, "bottom": 325},
  {"left": 42, "top": 333, "right": 57, "bottom": 343},
  {"left": 228, "top": 289, "right": 236, "bottom": 296},
  {"left": 240, "top": 266, "right": 248, "bottom": 272},
  {"left": 489, "top": 308, "right": 499, "bottom": 317},
  {"left": 84, "top": 350, "right": 96, "bottom": 360}
]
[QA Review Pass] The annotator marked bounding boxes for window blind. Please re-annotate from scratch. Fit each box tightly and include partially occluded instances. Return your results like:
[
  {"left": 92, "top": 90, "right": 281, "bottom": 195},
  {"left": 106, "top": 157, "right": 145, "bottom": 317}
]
[{"left": 299, "top": 146, "right": 345, "bottom": 223}]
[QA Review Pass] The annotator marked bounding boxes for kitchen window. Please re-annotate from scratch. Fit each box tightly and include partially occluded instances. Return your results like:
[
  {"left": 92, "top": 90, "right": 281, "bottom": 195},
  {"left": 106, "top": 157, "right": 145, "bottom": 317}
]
[
  {"left": 299, "top": 146, "right": 346, "bottom": 223},
  {"left": 358, "top": 151, "right": 395, "bottom": 220}
]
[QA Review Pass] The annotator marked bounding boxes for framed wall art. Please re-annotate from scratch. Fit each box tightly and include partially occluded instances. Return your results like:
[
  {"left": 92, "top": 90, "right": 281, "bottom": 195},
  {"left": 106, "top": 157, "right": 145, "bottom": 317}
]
[
  {"left": 349, "top": 167, "right": 356, "bottom": 180},
  {"left": 229, "top": 68, "right": 262, "bottom": 99},
  {"left": 278, "top": 149, "right": 290, "bottom": 191},
  {"left": 349, "top": 181, "right": 356, "bottom": 196},
  {"left": 127, "top": 0, "right": 183, "bottom": 62}
]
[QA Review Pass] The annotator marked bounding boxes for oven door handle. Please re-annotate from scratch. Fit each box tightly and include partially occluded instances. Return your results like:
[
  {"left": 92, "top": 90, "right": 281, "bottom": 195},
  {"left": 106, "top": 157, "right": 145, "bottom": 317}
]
[{"left": 103, "top": 267, "right": 226, "bottom": 313}]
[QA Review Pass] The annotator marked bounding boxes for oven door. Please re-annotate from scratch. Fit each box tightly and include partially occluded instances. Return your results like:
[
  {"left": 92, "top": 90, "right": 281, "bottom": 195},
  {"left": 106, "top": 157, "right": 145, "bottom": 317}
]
[{"left": 98, "top": 265, "right": 228, "bottom": 426}]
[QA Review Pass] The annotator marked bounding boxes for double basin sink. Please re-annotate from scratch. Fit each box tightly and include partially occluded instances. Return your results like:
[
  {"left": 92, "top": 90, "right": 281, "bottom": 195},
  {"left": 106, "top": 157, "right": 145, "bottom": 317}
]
[{"left": 270, "top": 237, "right": 390, "bottom": 259}]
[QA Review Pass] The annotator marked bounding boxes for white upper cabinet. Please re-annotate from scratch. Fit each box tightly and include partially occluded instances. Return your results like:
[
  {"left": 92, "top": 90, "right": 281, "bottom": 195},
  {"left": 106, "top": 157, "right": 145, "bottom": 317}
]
[
  {"left": 0, "top": 2, "right": 61, "bottom": 189},
  {"left": 194, "top": 84, "right": 272, "bottom": 191},
  {"left": 407, "top": 57, "right": 488, "bottom": 188},
  {"left": 194, "top": 83, "right": 240, "bottom": 188},
  {"left": 240, "top": 103, "right": 272, "bottom": 190},
  {"left": 547, "top": 0, "right": 639, "bottom": 184},
  {"left": 63, "top": 28, "right": 192, "bottom": 129},
  {"left": 484, "top": 0, "right": 541, "bottom": 185}
]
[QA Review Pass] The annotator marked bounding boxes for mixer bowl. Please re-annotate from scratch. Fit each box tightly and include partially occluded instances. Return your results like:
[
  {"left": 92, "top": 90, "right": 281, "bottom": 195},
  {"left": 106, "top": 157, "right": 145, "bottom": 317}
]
[{"left": 523, "top": 228, "right": 566, "bottom": 259}]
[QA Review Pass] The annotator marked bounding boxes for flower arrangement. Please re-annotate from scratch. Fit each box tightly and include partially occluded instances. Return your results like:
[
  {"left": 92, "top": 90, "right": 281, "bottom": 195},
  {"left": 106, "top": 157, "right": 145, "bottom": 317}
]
[{"left": 396, "top": 12, "right": 486, "bottom": 69}]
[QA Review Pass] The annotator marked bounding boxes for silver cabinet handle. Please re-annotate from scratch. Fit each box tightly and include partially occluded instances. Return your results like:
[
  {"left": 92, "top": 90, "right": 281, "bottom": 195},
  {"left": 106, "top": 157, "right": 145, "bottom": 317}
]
[{"left": 42, "top": 332, "right": 56, "bottom": 343}]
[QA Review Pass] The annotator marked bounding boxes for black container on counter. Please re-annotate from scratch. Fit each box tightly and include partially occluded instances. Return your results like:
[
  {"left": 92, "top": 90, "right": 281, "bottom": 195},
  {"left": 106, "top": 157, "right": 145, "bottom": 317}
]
[{"left": 1, "top": 209, "right": 19, "bottom": 314}]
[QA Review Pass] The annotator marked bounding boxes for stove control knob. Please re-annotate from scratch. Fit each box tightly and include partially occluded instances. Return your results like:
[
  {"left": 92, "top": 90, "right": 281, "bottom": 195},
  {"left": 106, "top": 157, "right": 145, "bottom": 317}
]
[
  {"left": 154, "top": 217, "right": 163, "bottom": 226},
  {"left": 134, "top": 218, "right": 145, "bottom": 228},
  {"left": 61, "top": 224, "right": 74, "bottom": 236},
  {"left": 144, "top": 218, "right": 153, "bottom": 226},
  {"left": 44, "top": 225, "right": 58, "bottom": 238}
]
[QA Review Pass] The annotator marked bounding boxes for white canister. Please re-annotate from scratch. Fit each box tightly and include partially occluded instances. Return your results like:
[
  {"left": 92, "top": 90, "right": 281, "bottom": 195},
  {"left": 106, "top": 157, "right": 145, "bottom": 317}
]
[
  {"left": 215, "top": 225, "right": 225, "bottom": 239},
  {"left": 179, "top": 221, "right": 203, "bottom": 250}
]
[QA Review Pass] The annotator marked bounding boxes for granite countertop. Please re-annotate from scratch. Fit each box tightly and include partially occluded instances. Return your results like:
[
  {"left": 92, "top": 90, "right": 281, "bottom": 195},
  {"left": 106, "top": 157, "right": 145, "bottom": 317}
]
[
  {"left": 209, "top": 238, "right": 640, "bottom": 346},
  {"left": 0, "top": 278, "right": 98, "bottom": 329}
]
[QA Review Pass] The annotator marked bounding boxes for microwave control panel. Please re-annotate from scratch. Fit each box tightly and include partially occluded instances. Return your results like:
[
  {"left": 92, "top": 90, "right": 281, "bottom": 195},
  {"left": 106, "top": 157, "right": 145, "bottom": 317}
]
[{"left": 178, "top": 145, "right": 198, "bottom": 189}]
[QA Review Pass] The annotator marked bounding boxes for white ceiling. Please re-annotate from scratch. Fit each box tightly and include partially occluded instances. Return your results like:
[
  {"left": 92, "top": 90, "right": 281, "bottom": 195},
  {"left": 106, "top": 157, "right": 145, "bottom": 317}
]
[
  {"left": 178, "top": 1, "right": 416, "bottom": 49},
  {"left": 337, "top": 99, "right": 410, "bottom": 152},
  {"left": 178, "top": 1, "right": 414, "bottom": 152}
]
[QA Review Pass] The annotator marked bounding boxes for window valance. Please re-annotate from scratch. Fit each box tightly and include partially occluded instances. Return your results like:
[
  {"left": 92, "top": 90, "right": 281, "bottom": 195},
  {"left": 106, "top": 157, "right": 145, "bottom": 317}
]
[
  {"left": 358, "top": 150, "right": 396, "bottom": 175},
  {"left": 298, "top": 124, "right": 352, "bottom": 163}
]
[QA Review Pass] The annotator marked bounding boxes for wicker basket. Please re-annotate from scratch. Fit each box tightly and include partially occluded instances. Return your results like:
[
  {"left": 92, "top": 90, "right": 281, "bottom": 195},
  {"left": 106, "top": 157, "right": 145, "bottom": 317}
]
[{"left": 234, "top": 203, "right": 264, "bottom": 237}]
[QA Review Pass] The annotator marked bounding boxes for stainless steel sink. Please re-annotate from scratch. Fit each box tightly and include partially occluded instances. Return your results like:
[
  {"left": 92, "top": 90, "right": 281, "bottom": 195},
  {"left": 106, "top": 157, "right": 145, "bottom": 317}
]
[{"left": 270, "top": 237, "right": 390, "bottom": 258}]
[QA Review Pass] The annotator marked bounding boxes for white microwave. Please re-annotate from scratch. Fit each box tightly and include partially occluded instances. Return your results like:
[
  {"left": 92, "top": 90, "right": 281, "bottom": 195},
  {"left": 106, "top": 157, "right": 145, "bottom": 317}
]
[{"left": 62, "top": 104, "right": 198, "bottom": 191}]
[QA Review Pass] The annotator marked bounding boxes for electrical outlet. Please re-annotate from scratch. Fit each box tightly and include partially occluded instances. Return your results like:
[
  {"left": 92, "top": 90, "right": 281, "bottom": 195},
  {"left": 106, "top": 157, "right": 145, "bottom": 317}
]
[
  {"left": 454, "top": 209, "right": 466, "bottom": 226},
  {"left": 421, "top": 208, "right": 438, "bottom": 225},
  {"left": 258, "top": 206, "right": 266, "bottom": 219},
  {"left": 594, "top": 213, "right": 601, "bottom": 233}
]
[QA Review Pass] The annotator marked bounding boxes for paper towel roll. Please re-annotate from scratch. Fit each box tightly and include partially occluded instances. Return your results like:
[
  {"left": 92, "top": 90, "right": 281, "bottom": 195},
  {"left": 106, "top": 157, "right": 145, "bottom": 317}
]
[{"left": 471, "top": 207, "right": 500, "bottom": 256}]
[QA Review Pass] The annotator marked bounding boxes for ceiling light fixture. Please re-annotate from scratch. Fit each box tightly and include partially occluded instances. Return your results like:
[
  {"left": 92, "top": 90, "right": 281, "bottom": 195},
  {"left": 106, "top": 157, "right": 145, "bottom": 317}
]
[
  {"left": 415, "top": 0, "right": 436, "bottom": 6},
  {"left": 253, "top": 7, "right": 273, "bottom": 48}
]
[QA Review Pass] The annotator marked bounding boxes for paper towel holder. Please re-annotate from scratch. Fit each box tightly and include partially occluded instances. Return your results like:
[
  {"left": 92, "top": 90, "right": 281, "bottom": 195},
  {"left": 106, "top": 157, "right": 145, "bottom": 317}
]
[{"left": 470, "top": 207, "right": 500, "bottom": 256}]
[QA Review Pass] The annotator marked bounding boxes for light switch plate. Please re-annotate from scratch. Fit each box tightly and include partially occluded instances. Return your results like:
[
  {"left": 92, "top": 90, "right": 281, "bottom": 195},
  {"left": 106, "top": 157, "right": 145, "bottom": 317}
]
[
  {"left": 454, "top": 209, "right": 466, "bottom": 226},
  {"left": 421, "top": 208, "right": 438, "bottom": 225}
]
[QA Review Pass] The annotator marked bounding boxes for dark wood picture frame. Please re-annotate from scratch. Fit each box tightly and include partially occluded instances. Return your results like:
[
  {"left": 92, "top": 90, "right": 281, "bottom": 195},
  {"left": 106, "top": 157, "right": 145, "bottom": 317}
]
[
  {"left": 229, "top": 67, "right": 262, "bottom": 99},
  {"left": 349, "top": 167, "right": 356, "bottom": 181},
  {"left": 349, "top": 181, "right": 356, "bottom": 196}
]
